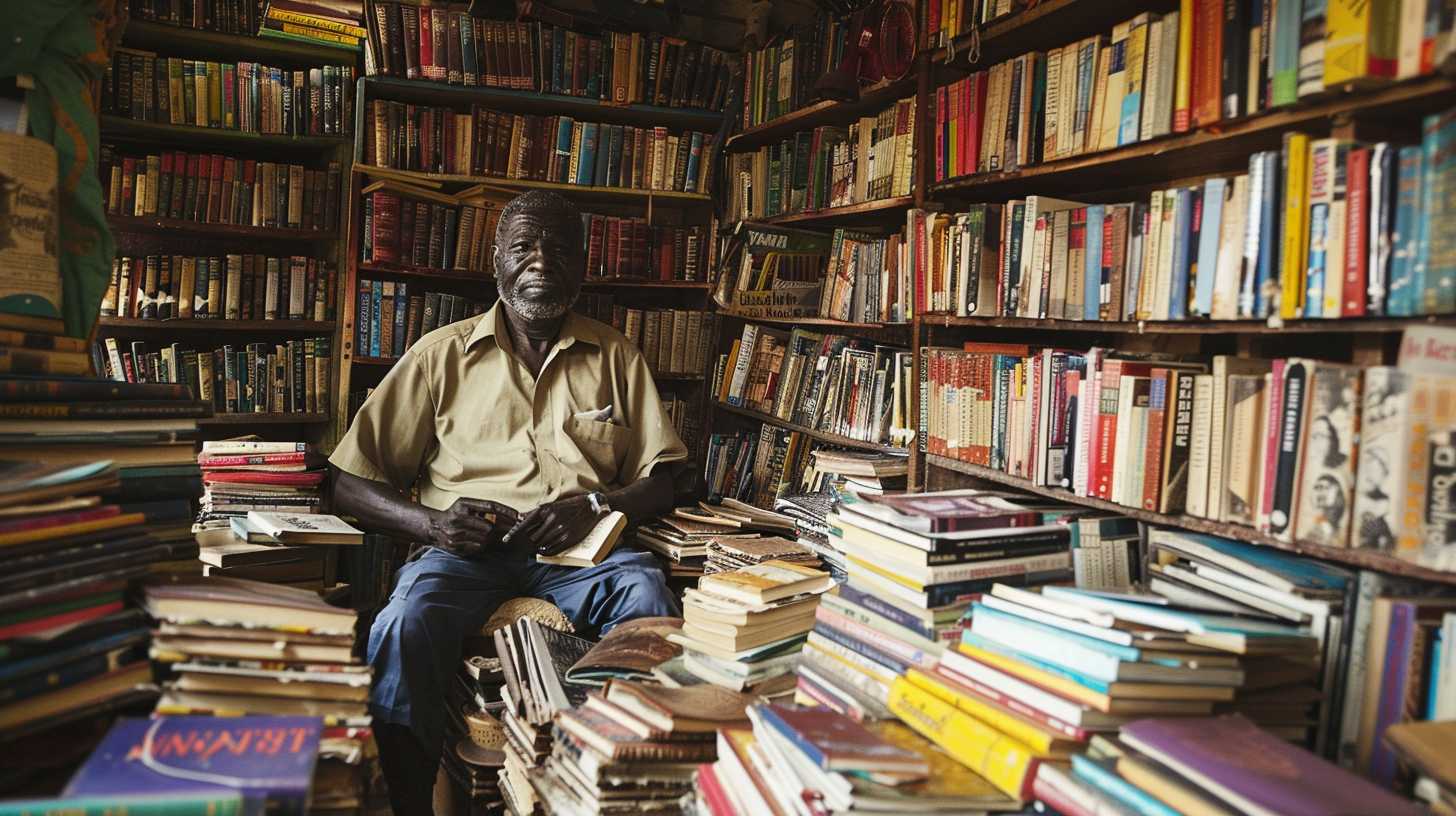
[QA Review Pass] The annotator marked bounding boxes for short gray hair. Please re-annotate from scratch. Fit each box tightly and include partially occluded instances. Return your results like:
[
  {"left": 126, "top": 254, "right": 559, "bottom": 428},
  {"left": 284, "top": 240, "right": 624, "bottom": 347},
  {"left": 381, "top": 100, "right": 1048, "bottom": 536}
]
[{"left": 495, "top": 190, "right": 583, "bottom": 249}]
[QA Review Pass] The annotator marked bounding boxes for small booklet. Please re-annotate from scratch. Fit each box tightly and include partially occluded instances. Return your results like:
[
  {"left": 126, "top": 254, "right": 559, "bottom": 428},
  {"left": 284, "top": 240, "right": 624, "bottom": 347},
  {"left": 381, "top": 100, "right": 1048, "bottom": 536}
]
[{"left": 536, "top": 510, "right": 627, "bottom": 567}]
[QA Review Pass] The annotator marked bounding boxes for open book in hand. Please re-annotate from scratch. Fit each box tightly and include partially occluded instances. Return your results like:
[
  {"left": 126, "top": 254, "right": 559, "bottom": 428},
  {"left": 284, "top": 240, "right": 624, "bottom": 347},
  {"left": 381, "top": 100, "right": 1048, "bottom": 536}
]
[{"left": 536, "top": 510, "right": 627, "bottom": 567}]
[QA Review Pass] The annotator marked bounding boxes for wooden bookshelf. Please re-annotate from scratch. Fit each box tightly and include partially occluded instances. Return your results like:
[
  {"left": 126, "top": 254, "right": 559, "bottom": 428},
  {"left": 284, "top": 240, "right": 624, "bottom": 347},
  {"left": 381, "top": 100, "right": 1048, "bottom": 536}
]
[
  {"left": 928, "top": 75, "right": 1456, "bottom": 202},
  {"left": 97, "top": 318, "right": 336, "bottom": 333},
  {"left": 361, "top": 76, "right": 724, "bottom": 131},
  {"left": 928, "top": 0, "right": 1168, "bottom": 74},
  {"left": 923, "top": 453, "right": 1456, "bottom": 586},
  {"left": 917, "top": 314, "right": 1456, "bottom": 335},
  {"left": 120, "top": 19, "right": 354, "bottom": 65},
  {"left": 716, "top": 310, "right": 911, "bottom": 332},
  {"left": 714, "top": 401, "right": 909, "bottom": 457},
  {"left": 100, "top": 117, "right": 349, "bottom": 152},
  {"left": 354, "top": 165, "right": 714, "bottom": 206},
  {"left": 725, "top": 74, "right": 919, "bottom": 153},
  {"left": 107, "top": 215, "right": 337, "bottom": 242},
  {"left": 757, "top": 196, "right": 917, "bottom": 228},
  {"left": 198, "top": 413, "right": 332, "bottom": 425}
]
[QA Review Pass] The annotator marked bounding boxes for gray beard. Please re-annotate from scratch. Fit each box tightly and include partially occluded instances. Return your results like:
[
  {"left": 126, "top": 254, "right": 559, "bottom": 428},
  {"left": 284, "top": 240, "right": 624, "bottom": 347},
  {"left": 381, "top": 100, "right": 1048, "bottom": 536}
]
[{"left": 502, "top": 286, "right": 576, "bottom": 320}]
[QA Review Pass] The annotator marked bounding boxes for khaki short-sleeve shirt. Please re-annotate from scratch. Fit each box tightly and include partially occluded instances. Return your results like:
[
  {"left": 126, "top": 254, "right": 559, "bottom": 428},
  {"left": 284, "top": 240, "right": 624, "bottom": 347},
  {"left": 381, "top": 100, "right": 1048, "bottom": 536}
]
[{"left": 329, "top": 302, "right": 688, "bottom": 513}]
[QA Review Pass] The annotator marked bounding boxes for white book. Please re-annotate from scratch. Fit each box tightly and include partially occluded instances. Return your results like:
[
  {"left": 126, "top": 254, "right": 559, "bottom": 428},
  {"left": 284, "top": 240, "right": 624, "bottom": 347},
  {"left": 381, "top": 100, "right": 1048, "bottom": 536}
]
[
  {"left": 1185, "top": 374, "right": 1215, "bottom": 518},
  {"left": 536, "top": 510, "right": 628, "bottom": 568},
  {"left": 1153, "top": 189, "right": 1179, "bottom": 319},
  {"left": 1019, "top": 196, "right": 1086, "bottom": 318},
  {"left": 1112, "top": 377, "right": 1140, "bottom": 506},
  {"left": 1137, "top": 189, "right": 1165, "bottom": 319},
  {"left": 1398, "top": 0, "right": 1427, "bottom": 78},
  {"left": 1097, "top": 21, "right": 1132, "bottom": 151},
  {"left": 725, "top": 323, "right": 759, "bottom": 405},
  {"left": 1323, "top": 197, "right": 1347, "bottom": 318},
  {"left": 1073, "top": 349, "right": 1104, "bottom": 496},
  {"left": 1138, "top": 16, "right": 1166, "bottom": 144},
  {"left": 1211, "top": 174, "right": 1250, "bottom": 320},
  {"left": 1127, "top": 404, "right": 1149, "bottom": 507},
  {"left": 243, "top": 511, "right": 364, "bottom": 545},
  {"left": 1206, "top": 356, "right": 1271, "bottom": 521},
  {"left": 1241, "top": 155, "right": 1268, "bottom": 318},
  {"left": 1150, "top": 10, "right": 1179, "bottom": 139},
  {"left": 1049, "top": 210, "right": 1072, "bottom": 321}
]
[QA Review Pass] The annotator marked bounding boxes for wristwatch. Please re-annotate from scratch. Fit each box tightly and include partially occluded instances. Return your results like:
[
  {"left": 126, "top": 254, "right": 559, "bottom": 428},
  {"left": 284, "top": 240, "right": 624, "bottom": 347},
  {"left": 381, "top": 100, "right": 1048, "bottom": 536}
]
[{"left": 587, "top": 491, "right": 611, "bottom": 515}]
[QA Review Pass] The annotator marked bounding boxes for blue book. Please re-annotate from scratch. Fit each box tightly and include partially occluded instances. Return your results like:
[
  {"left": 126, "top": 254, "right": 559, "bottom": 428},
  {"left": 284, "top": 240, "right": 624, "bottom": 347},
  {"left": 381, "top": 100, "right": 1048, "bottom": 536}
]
[
  {"left": 972, "top": 602, "right": 1143, "bottom": 662},
  {"left": 551, "top": 27, "right": 566, "bottom": 94},
  {"left": 0, "top": 793, "right": 245, "bottom": 815},
  {"left": 1254, "top": 151, "right": 1282, "bottom": 317},
  {"left": 355, "top": 281, "right": 371, "bottom": 355},
  {"left": 1151, "top": 530, "right": 1349, "bottom": 594},
  {"left": 391, "top": 281, "right": 407, "bottom": 358},
  {"left": 1304, "top": 201, "right": 1329, "bottom": 317},
  {"left": 1429, "top": 630, "right": 1444, "bottom": 720},
  {"left": 961, "top": 631, "right": 1115, "bottom": 693},
  {"left": 1168, "top": 187, "right": 1196, "bottom": 318},
  {"left": 64, "top": 717, "right": 321, "bottom": 816},
  {"left": 1388, "top": 145, "right": 1425, "bottom": 316},
  {"left": 596, "top": 124, "right": 616, "bottom": 188},
  {"left": 1083, "top": 205, "right": 1105, "bottom": 320},
  {"left": 1192, "top": 177, "right": 1226, "bottom": 316},
  {"left": 1071, "top": 755, "right": 1182, "bottom": 816},
  {"left": 1415, "top": 113, "right": 1440, "bottom": 314},
  {"left": 1432, "top": 111, "right": 1456, "bottom": 313},
  {"left": 554, "top": 117, "right": 574, "bottom": 184},
  {"left": 369, "top": 280, "right": 382, "bottom": 358},
  {"left": 577, "top": 122, "right": 600, "bottom": 186},
  {"left": 685, "top": 131, "right": 703, "bottom": 193}
]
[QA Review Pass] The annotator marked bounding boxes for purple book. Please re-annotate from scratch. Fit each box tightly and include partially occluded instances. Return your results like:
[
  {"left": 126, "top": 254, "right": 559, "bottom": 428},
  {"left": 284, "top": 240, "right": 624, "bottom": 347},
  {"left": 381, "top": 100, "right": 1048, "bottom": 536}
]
[
  {"left": 1120, "top": 716, "right": 1420, "bottom": 816},
  {"left": 63, "top": 716, "right": 321, "bottom": 816}
]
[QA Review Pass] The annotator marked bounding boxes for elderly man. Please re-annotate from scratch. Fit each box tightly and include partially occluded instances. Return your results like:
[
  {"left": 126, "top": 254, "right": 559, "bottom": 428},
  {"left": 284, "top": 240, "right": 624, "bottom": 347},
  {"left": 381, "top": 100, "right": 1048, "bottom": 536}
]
[{"left": 329, "top": 190, "right": 686, "bottom": 812}]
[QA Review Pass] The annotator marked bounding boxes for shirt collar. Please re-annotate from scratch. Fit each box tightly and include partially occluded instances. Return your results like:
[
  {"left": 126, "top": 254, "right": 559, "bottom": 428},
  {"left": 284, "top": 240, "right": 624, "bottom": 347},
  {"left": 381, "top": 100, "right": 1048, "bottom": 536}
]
[{"left": 466, "top": 300, "right": 604, "bottom": 353}]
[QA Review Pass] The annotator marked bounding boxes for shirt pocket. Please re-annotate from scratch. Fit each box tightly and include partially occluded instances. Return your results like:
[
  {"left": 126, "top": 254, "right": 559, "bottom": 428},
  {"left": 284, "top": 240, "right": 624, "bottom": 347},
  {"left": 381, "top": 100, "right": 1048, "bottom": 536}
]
[{"left": 561, "top": 415, "right": 630, "bottom": 486}]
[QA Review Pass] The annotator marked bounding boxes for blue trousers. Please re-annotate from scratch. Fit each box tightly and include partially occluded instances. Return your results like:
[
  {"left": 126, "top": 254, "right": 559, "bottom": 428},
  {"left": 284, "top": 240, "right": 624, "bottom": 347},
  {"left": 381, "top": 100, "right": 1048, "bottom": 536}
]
[{"left": 367, "top": 545, "right": 680, "bottom": 753}]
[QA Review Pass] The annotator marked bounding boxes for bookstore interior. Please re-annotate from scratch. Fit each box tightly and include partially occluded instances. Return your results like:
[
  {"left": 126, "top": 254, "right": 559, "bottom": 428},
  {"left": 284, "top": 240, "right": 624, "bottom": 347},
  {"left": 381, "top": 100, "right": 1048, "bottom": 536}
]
[{"left": 3, "top": 0, "right": 1456, "bottom": 813}]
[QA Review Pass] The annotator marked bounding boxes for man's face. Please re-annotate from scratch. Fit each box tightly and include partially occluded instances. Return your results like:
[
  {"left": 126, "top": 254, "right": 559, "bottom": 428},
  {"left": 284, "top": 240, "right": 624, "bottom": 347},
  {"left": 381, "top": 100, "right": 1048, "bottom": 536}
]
[{"left": 494, "top": 209, "right": 583, "bottom": 321}]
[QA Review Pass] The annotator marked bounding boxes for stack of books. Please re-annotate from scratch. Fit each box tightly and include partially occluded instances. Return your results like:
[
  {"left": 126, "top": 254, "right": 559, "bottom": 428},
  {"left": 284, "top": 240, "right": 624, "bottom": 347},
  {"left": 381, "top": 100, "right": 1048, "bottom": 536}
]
[
  {"left": 260, "top": 1, "right": 366, "bottom": 51},
  {"left": 675, "top": 560, "right": 835, "bottom": 696},
  {"left": 144, "top": 578, "right": 375, "bottom": 812},
  {"left": 634, "top": 502, "right": 796, "bottom": 582},
  {"left": 701, "top": 703, "right": 1022, "bottom": 814},
  {"left": 803, "top": 449, "right": 909, "bottom": 496},
  {"left": 773, "top": 491, "right": 839, "bottom": 576},
  {"left": 492, "top": 616, "right": 595, "bottom": 815},
  {"left": 536, "top": 681, "right": 752, "bottom": 813},
  {"left": 439, "top": 653, "right": 508, "bottom": 812},
  {"left": 1031, "top": 715, "right": 1420, "bottom": 816},
  {"left": 196, "top": 438, "right": 323, "bottom": 528},
  {"left": 704, "top": 535, "right": 818, "bottom": 575}
]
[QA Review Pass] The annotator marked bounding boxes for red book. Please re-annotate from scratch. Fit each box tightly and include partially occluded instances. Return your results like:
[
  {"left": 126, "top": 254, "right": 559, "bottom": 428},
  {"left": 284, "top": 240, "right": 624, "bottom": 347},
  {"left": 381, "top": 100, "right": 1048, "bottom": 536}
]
[
  {"left": 203, "top": 470, "right": 325, "bottom": 486},
  {"left": 370, "top": 192, "right": 400, "bottom": 264},
  {"left": 120, "top": 157, "right": 136, "bottom": 215},
  {"left": 0, "top": 505, "right": 121, "bottom": 535},
  {"left": 585, "top": 214, "right": 605, "bottom": 277},
  {"left": 694, "top": 764, "right": 736, "bottom": 816},
  {"left": 935, "top": 84, "right": 947, "bottom": 182},
  {"left": 1342, "top": 146, "right": 1371, "bottom": 317},
  {"left": 0, "top": 600, "right": 125, "bottom": 640},
  {"left": 417, "top": 4, "right": 434, "bottom": 78},
  {"left": 603, "top": 216, "right": 620, "bottom": 279},
  {"left": 964, "top": 72, "right": 987, "bottom": 176},
  {"left": 757, "top": 703, "right": 929, "bottom": 775},
  {"left": 199, "top": 451, "right": 312, "bottom": 468},
  {"left": 633, "top": 219, "right": 650, "bottom": 278},
  {"left": 913, "top": 209, "right": 929, "bottom": 315},
  {"left": 1090, "top": 359, "right": 1159, "bottom": 501},
  {"left": 1191, "top": 0, "right": 1223, "bottom": 127},
  {"left": 1142, "top": 368, "right": 1170, "bottom": 510}
]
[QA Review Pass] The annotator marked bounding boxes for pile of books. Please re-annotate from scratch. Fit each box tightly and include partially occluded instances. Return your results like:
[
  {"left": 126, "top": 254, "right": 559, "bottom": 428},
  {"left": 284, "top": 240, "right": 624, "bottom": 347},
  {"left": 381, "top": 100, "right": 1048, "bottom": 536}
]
[
  {"left": 493, "top": 616, "right": 594, "bottom": 815},
  {"left": 676, "top": 559, "right": 835, "bottom": 697},
  {"left": 773, "top": 491, "right": 841, "bottom": 579},
  {"left": 701, "top": 703, "right": 1021, "bottom": 814},
  {"left": 441, "top": 654, "right": 508, "bottom": 813},
  {"left": 804, "top": 449, "right": 909, "bottom": 496},
  {"left": 196, "top": 438, "right": 323, "bottom": 527},
  {"left": 144, "top": 578, "right": 376, "bottom": 811},
  {"left": 704, "top": 535, "right": 818, "bottom": 575},
  {"left": 260, "top": 0, "right": 366, "bottom": 50},
  {"left": 634, "top": 500, "right": 800, "bottom": 581},
  {"left": 1032, "top": 715, "right": 1420, "bottom": 816},
  {"left": 537, "top": 681, "right": 752, "bottom": 814}
]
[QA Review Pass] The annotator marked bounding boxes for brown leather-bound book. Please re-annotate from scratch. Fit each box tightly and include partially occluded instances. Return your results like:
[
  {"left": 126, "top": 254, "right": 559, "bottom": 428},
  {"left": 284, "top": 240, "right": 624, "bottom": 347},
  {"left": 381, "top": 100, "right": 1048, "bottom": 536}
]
[
  {"left": 556, "top": 706, "right": 716, "bottom": 763},
  {"left": 603, "top": 679, "right": 753, "bottom": 733},
  {"left": 566, "top": 616, "right": 682, "bottom": 685}
]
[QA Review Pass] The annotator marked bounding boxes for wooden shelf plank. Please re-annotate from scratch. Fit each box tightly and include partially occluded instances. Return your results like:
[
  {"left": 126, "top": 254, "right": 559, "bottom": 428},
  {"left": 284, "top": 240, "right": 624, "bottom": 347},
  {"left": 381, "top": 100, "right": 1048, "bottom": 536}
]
[
  {"left": 98, "top": 318, "right": 335, "bottom": 333},
  {"left": 725, "top": 75, "right": 919, "bottom": 154},
  {"left": 918, "top": 314, "right": 1456, "bottom": 334},
  {"left": 354, "top": 263, "right": 710, "bottom": 290},
  {"left": 353, "top": 353, "right": 703, "bottom": 383},
  {"left": 714, "top": 401, "right": 909, "bottom": 455},
  {"left": 754, "top": 196, "right": 915, "bottom": 228},
  {"left": 716, "top": 309, "right": 910, "bottom": 331},
  {"left": 122, "top": 19, "right": 356, "bottom": 66},
  {"left": 362, "top": 76, "right": 724, "bottom": 131},
  {"left": 101, "top": 116, "right": 349, "bottom": 152},
  {"left": 109, "top": 214, "right": 337, "bottom": 241},
  {"left": 198, "top": 413, "right": 330, "bottom": 425},
  {"left": 924, "top": 454, "right": 1456, "bottom": 585},
  {"left": 354, "top": 165, "right": 712, "bottom": 204},
  {"left": 351, "top": 356, "right": 399, "bottom": 367},
  {"left": 929, "top": 75, "right": 1456, "bottom": 200}
]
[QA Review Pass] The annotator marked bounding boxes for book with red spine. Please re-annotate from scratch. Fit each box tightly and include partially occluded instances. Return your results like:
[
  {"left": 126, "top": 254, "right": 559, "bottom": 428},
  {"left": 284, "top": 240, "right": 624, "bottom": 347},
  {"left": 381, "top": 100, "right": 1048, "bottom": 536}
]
[
  {"left": 1143, "top": 368, "right": 1172, "bottom": 510},
  {"left": 1342, "top": 145, "right": 1371, "bottom": 316},
  {"left": 930, "top": 664, "right": 1090, "bottom": 742},
  {"left": 199, "top": 452, "right": 313, "bottom": 468},
  {"left": 1091, "top": 359, "right": 1160, "bottom": 501},
  {"left": 965, "top": 72, "right": 988, "bottom": 177},
  {"left": 203, "top": 471, "right": 325, "bottom": 487}
]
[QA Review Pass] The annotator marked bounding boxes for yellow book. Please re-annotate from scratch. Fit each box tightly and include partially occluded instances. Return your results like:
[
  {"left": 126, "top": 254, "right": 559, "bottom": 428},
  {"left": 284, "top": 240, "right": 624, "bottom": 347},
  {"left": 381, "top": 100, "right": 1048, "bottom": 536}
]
[
  {"left": 206, "top": 61, "right": 222, "bottom": 128},
  {"left": 0, "top": 512, "right": 145, "bottom": 549},
  {"left": 265, "top": 7, "right": 367, "bottom": 38},
  {"left": 718, "top": 338, "right": 741, "bottom": 403},
  {"left": 887, "top": 675, "right": 1039, "bottom": 801},
  {"left": 1174, "top": 0, "right": 1194, "bottom": 132},
  {"left": 904, "top": 667, "right": 1074, "bottom": 756},
  {"left": 844, "top": 551, "right": 923, "bottom": 590},
  {"left": 1279, "top": 132, "right": 1310, "bottom": 318},
  {"left": 1325, "top": 0, "right": 1400, "bottom": 87},
  {"left": 957, "top": 642, "right": 1113, "bottom": 711}
]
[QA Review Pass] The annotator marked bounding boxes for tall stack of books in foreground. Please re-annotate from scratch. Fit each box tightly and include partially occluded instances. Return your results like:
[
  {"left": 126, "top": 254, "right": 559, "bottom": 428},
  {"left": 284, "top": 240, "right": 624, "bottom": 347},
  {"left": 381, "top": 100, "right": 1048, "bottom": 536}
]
[
  {"left": 144, "top": 577, "right": 378, "bottom": 813},
  {"left": 920, "top": 326, "right": 1456, "bottom": 564},
  {"left": 632, "top": 498, "right": 803, "bottom": 584},
  {"left": 0, "top": 374, "right": 207, "bottom": 795}
]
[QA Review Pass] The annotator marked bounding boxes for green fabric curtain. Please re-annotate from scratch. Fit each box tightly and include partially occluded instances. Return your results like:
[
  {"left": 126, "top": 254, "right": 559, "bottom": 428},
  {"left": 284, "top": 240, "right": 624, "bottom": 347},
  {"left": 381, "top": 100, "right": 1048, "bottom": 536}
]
[{"left": 0, "top": 1, "right": 125, "bottom": 338}]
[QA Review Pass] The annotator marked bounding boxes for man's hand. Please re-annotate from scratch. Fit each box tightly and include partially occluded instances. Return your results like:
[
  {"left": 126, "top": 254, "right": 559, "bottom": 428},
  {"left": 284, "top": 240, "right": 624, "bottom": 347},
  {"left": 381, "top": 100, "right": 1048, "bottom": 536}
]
[
  {"left": 504, "top": 494, "right": 596, "bottom": 555},
  {"left": 426, "top": 497, "right": 519, "bottom": 559}
]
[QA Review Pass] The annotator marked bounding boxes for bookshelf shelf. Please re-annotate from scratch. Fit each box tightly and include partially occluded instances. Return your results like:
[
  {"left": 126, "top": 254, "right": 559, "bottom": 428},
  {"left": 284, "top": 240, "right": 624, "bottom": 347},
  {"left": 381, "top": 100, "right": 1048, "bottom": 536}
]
[
  {"left": 923, "top": 454, "right": 1456, "bottom": 585},
  {"left": 927, "top": 75, "right": 1456, "bottom": 201},
  {"left": 757, "top": 196, "right": 916, "bottom": 228},
  {"left": 350, "top": 356, "right": 399, "bottom": 367},
  {"left": 198, "top": 413, "right": 331, "bottom": 425},
  {"left": 100, "top": 116, "right": 350, "bottom": 152},
  {"left": 354, "top": 165, "right": 714, "bottom": 205},
  {"left": 361, "top": 76, "right": 724, "bottom": 131},
  {"left": 97, "top": 318, "right": 336, "bottom": 333},
  {"left": 108, "top": 214, "right": 338, "bottom": 242},
  {"left": 120, "top": 19, "right": 356, "bottom": 65},
  {"left": 716, "top": 310, "right": 909, "bottom": 332},
  {"left": 356, "top": 264, "right": 494, "bottom": 285},
  {"left": 725, "top": 75, "right": 919, "bottom": 154},
  {"left": 714, "top": 401, "right": 909, "bottom": 456},
  {"left": 917, "top": 314, "right": 1456, "bottom": 335},
  {"left": 584, "top": 279, "right": 713, "bottom": 290}
]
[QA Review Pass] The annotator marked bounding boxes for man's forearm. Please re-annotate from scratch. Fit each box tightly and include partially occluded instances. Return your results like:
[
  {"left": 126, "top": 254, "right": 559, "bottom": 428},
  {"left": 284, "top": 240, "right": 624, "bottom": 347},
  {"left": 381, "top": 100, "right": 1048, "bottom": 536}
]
[
  {"left": 603, "top": 465, "right": 677, "bottom": 526},
  {"left": 330, "top": 468, "right": 437, "bottom": 542}
]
